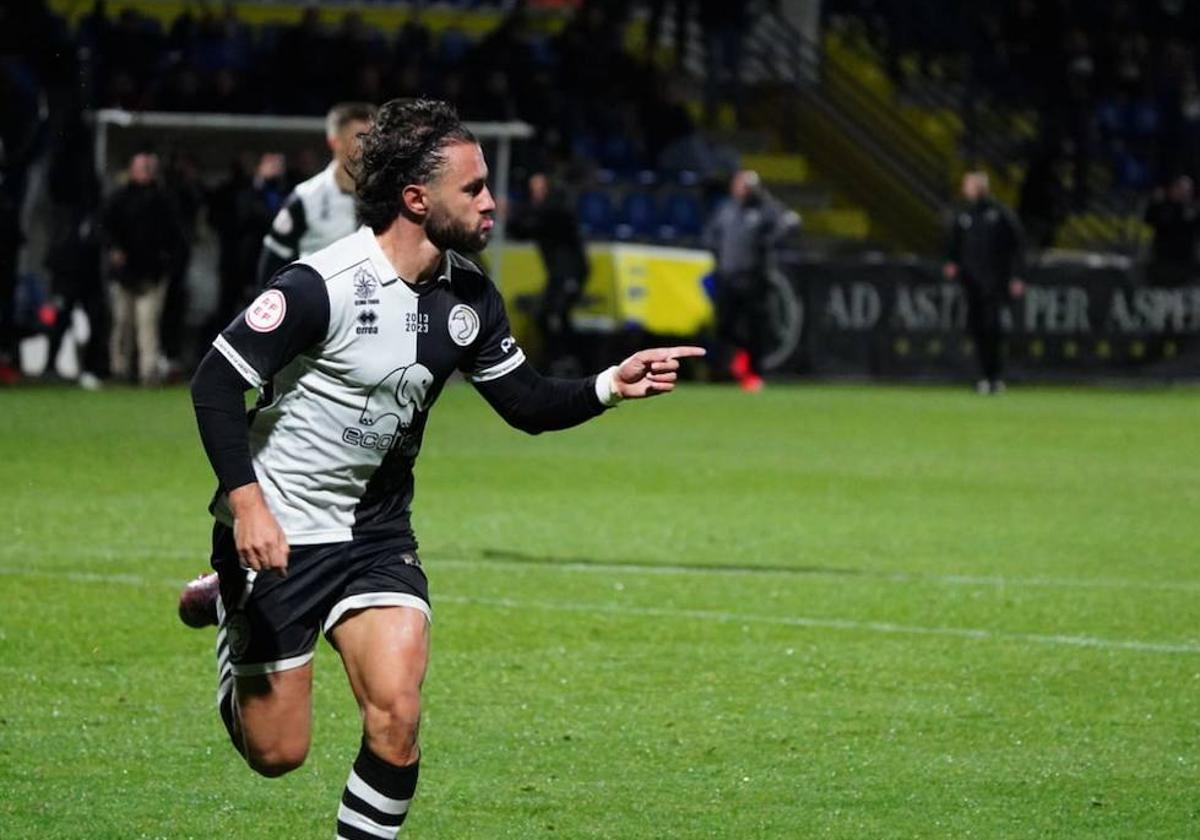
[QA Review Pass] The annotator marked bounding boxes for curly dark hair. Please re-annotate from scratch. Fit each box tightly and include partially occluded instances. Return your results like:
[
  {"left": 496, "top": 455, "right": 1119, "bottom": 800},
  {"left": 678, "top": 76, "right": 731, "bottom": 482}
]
[{"left": 353, "top": 98, "right": 477, "bottom": 232}]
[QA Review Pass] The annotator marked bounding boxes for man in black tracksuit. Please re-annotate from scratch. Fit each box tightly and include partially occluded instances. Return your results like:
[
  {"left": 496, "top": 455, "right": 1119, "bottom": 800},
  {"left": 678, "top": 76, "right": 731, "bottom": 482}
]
[
  {"left": 507, "top": 172, "right": 589, "bottom": 373},
  {"left": 944, "top": 171, "right": 1026, "bottom": 394}
]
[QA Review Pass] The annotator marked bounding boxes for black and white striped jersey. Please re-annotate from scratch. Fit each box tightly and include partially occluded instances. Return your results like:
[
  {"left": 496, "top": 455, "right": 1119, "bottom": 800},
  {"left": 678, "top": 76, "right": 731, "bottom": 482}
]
[
  {"left": 210, "top": 226, "right": 528, "bottom": 546},
  {"left": 261, "top": 162, "right": 358, "bottom": 266}
]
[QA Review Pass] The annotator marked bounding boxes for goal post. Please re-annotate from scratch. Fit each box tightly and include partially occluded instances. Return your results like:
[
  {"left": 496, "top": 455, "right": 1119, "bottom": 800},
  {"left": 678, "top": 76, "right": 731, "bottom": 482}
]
[{"left": 90, "top": 108, "right": 534, "bottom": 286}]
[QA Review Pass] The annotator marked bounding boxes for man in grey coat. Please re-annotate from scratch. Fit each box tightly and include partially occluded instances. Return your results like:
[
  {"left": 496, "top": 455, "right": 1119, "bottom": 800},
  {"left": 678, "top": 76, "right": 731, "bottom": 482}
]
[{"left": 703, "top": 170, "right": 799, "bottom": 390}]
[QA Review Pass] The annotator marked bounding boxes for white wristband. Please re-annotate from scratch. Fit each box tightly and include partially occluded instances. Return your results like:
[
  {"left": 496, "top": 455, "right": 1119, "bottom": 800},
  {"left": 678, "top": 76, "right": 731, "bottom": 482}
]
[{"left": 594, "top": 365, "right": 623, "bottom": 407}]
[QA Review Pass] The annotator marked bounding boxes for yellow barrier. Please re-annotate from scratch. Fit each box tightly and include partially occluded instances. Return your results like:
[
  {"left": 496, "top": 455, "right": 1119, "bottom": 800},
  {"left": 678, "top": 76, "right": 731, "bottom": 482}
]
[{"left": 490, "top": 243, "right": 715, "bottom": 347}]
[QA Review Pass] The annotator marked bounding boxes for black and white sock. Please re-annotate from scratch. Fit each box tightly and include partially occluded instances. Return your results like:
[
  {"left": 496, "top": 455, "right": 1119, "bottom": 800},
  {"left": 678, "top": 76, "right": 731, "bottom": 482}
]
[
  {"left": 214, "top": 598, "right": 241, "bottom": 753},
  {"left": 336, "top": 740, "right": 419, "bottom": 839}
]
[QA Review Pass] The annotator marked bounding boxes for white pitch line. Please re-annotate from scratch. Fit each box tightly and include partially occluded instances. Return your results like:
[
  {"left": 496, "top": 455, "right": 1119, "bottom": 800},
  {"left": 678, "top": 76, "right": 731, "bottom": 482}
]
[
  {"left": 2, "top": 546, "right": 1199, "bottom": 593},
  {"left": 435, "top": 558, "right": 1200, "bottom": 594},
  {"left": 1, "top": 565, "right": 1196, "bottom": 656},
  {"left": 438, "top": 594, "right": 1200, "bottom": 655}
]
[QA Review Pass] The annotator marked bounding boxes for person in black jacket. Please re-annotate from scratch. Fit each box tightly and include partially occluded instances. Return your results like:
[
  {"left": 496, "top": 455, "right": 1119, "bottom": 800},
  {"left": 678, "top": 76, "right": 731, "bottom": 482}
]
[
  {"left": 102, "top": 152, "right": 186, "bottom": 384},
  {"left": 1144, "top": 175, "right": 1199, "bottom": 286},
  {"left": 944, "top": 171, "right": 1027, "bottom": 394},
  {"left": 507, "top": 172, "right": 589, "bottom": 372}
]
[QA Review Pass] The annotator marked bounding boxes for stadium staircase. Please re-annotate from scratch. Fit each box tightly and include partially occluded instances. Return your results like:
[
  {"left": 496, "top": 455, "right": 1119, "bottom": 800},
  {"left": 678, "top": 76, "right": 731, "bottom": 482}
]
[
  {"left": 788, "top": 17, "right": 1151, "bottom": 255},
  {"left": 728, "top": 11, "right": 954, "bottom": 253}
]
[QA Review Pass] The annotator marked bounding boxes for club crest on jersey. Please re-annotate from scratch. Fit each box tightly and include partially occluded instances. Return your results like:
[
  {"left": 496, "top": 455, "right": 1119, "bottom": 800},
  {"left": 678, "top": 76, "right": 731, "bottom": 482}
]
[
  {"left": 246, "top": 289, "right": 286, "bottom": 332},
  {"left": 353, "top": 267, "right": 378, "bottom": 300},
  {"left": 448, "top": 304, "right": 480, "bottom": 346}
]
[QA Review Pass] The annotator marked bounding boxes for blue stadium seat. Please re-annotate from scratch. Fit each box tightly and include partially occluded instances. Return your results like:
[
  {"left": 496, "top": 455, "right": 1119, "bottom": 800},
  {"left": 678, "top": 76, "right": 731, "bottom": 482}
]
[
  {"left": 577, "top": 190, "right": 615, "bottom": 239},
  {"left": 616, "top": 191, "right": 658, "bottom": 240},
  {"left": 659, "top": 191, "right": 703, "bottom": 239},
  {"left": 599, "top": 134, "right": 638, "bottom": 174}
]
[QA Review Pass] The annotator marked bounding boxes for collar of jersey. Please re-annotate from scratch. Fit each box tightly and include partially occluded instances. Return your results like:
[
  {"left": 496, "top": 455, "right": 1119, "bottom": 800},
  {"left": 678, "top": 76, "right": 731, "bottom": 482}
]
[{"left": 357, "top": 226, "right": 450, "bottom": 295}]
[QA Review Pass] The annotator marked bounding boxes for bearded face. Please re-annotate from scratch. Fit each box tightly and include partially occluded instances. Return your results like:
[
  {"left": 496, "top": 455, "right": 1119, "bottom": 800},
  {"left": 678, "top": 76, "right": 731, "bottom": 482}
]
[
  {"left": 421, "top": 142, "right": 495, "bottom": 253},
  {"left": 426, "top": 200, "right": 492, "bottom": 253}
]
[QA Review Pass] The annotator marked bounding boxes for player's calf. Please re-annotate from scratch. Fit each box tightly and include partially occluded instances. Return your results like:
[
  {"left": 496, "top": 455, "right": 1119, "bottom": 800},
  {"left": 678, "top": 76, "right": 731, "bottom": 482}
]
[
  {"left": 361, "top": 690, "right": 421, "bottom": 767},
  {"left": 336, "top": 671, "right": 422, "bottom": 835}
]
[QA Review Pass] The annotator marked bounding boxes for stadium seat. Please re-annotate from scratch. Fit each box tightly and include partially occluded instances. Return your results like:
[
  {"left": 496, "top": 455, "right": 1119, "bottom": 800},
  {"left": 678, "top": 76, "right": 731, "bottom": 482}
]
[
  {"left": 658, "top": 191, "right": 703, "bottom": 239},
  {"left": 616, "top": 191, "right": 658, "bottom": 240},
  {"left": 599, "top": 134, "right": 639, "bottom": 174},
  {"left": 576, "top": 190, "right": 615, "bottom": 239}
]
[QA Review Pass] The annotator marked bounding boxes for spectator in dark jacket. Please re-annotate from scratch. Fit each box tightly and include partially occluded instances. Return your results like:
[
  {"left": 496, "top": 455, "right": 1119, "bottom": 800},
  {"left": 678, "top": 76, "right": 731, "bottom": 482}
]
[
  {"left": 944, "top": 171, "right": 1027, "bottom": 394},
  {"left": 507, "top": 172, "right": 589, "bottom": 372},
  {"left": 1144, "top": 175, "right": 1199, "bottom": 285},
  {"left": 102, "top": 152, "right": 186, "bottom": 384}
]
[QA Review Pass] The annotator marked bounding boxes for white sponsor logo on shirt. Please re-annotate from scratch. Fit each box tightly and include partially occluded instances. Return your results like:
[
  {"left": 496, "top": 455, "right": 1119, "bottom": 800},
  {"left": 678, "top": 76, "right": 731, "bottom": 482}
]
[{"left": 246, "top": 289, "right": 287, "bottom": 332}]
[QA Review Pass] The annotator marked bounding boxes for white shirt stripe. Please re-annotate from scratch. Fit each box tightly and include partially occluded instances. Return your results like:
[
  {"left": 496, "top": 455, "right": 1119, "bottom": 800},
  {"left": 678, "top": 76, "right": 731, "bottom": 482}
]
[
  {"left": 345, "top": 769, "right": 413, "bottom": 816},
  {"left": 212, "top": 334, "right": 263, "bottom": 388},
  {"left": 469, "top": 348, "right": 526, "bottom": 383}
]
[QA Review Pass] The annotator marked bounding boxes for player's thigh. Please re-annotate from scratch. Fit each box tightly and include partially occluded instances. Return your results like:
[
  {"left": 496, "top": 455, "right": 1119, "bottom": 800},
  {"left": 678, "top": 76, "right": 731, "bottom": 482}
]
[
  {"left": 333, "top": 606, "right": 429, "bottom": 722},
  {"left": 235, "top": 662, "right": 314, "bottom": 748}
]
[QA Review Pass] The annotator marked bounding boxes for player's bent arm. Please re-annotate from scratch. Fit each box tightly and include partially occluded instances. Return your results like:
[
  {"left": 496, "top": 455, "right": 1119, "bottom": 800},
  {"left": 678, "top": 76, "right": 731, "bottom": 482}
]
[
  {"left": 472, "top": 361, "right": 612, "bottom": 435},
  {"left": 190, "top": 349, "right": 258, "bottom": 493},
  {"left": 190, "top": 351, "right": 289, "bottom": 571}
]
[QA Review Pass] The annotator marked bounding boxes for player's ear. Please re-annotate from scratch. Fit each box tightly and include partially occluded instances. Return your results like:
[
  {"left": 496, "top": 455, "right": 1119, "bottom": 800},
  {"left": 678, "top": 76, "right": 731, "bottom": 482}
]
[{"left": 401, "top": 184, "right": 428, "bottom": 218}]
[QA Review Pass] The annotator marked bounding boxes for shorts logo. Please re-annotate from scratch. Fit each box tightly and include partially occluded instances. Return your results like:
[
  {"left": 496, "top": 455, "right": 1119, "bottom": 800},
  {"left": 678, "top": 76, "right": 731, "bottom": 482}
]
[
  {"left": 353, "top": 267, "right": 378, "bottom": 300},
  {"left": 246, "top": 289, "right": 286, "bottom": 332},
  {"left": 225, "top": 612, "right": 251, "bottom": 657},
  {"left": 448, "top": 304, "right": 480, "bottom": 346}
]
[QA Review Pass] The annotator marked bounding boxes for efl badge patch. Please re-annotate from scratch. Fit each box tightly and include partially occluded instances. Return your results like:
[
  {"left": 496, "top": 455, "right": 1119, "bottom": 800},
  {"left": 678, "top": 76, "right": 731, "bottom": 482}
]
[
  {"left": 448, "top": 304, "right": 480, "bottom": 346},
  {"left": 246, "top": 289, "right": 287, "bottom": 332}
]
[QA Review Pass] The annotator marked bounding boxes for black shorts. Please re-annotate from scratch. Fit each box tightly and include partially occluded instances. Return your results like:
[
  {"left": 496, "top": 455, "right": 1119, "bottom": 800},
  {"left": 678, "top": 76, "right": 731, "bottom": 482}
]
[{"left": 210, "top": 523, "right": 430, "bottom": 677}]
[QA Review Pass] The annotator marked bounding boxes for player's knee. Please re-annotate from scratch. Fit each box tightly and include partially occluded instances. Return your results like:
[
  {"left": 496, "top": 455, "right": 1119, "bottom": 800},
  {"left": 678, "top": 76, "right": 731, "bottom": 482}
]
[
  {"left": 244, "top": 741, "right": 309, "bottom": 778},
  {"left": 362, "top": 691, "right": 421, "bottom": 765}
]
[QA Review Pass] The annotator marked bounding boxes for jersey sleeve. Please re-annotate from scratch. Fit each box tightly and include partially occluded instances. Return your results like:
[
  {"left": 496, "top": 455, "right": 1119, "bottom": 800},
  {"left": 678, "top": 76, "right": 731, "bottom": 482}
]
[
  {"left": 459, "top": 280, "right": 527, "bottom": 383},
  {"left": 262, "top": 194, "right": 306, "bottom": 262},
  {"left": 212, "top": 264, "right": 330, "bottom": 388}
]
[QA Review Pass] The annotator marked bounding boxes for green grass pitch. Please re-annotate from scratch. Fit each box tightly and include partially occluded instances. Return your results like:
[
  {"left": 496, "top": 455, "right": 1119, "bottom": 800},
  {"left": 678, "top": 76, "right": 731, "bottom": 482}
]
[{"left": 1, "top": 382, "right": 1197, "bottom": 838}]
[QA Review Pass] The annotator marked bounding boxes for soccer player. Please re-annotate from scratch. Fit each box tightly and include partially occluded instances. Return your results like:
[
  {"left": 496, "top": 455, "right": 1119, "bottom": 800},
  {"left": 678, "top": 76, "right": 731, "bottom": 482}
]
[
  {"left": 181, "top": 98, "right": 703, "bottom": 837},
  {"left": 256, "top": 102, "right": 377, "bottom": 287}
]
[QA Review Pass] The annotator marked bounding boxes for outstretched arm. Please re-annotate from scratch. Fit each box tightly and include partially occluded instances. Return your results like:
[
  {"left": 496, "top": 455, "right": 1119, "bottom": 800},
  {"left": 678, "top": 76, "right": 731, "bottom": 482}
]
[{"left": 473, "top": 346, "right": 705, "bottom": 435}]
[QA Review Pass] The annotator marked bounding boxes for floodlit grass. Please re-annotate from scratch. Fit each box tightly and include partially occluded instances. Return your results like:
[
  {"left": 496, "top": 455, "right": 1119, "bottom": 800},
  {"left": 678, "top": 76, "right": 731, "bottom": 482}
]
[{"left": 1, "top": 382, "right": 1197, "bottom": 838}]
